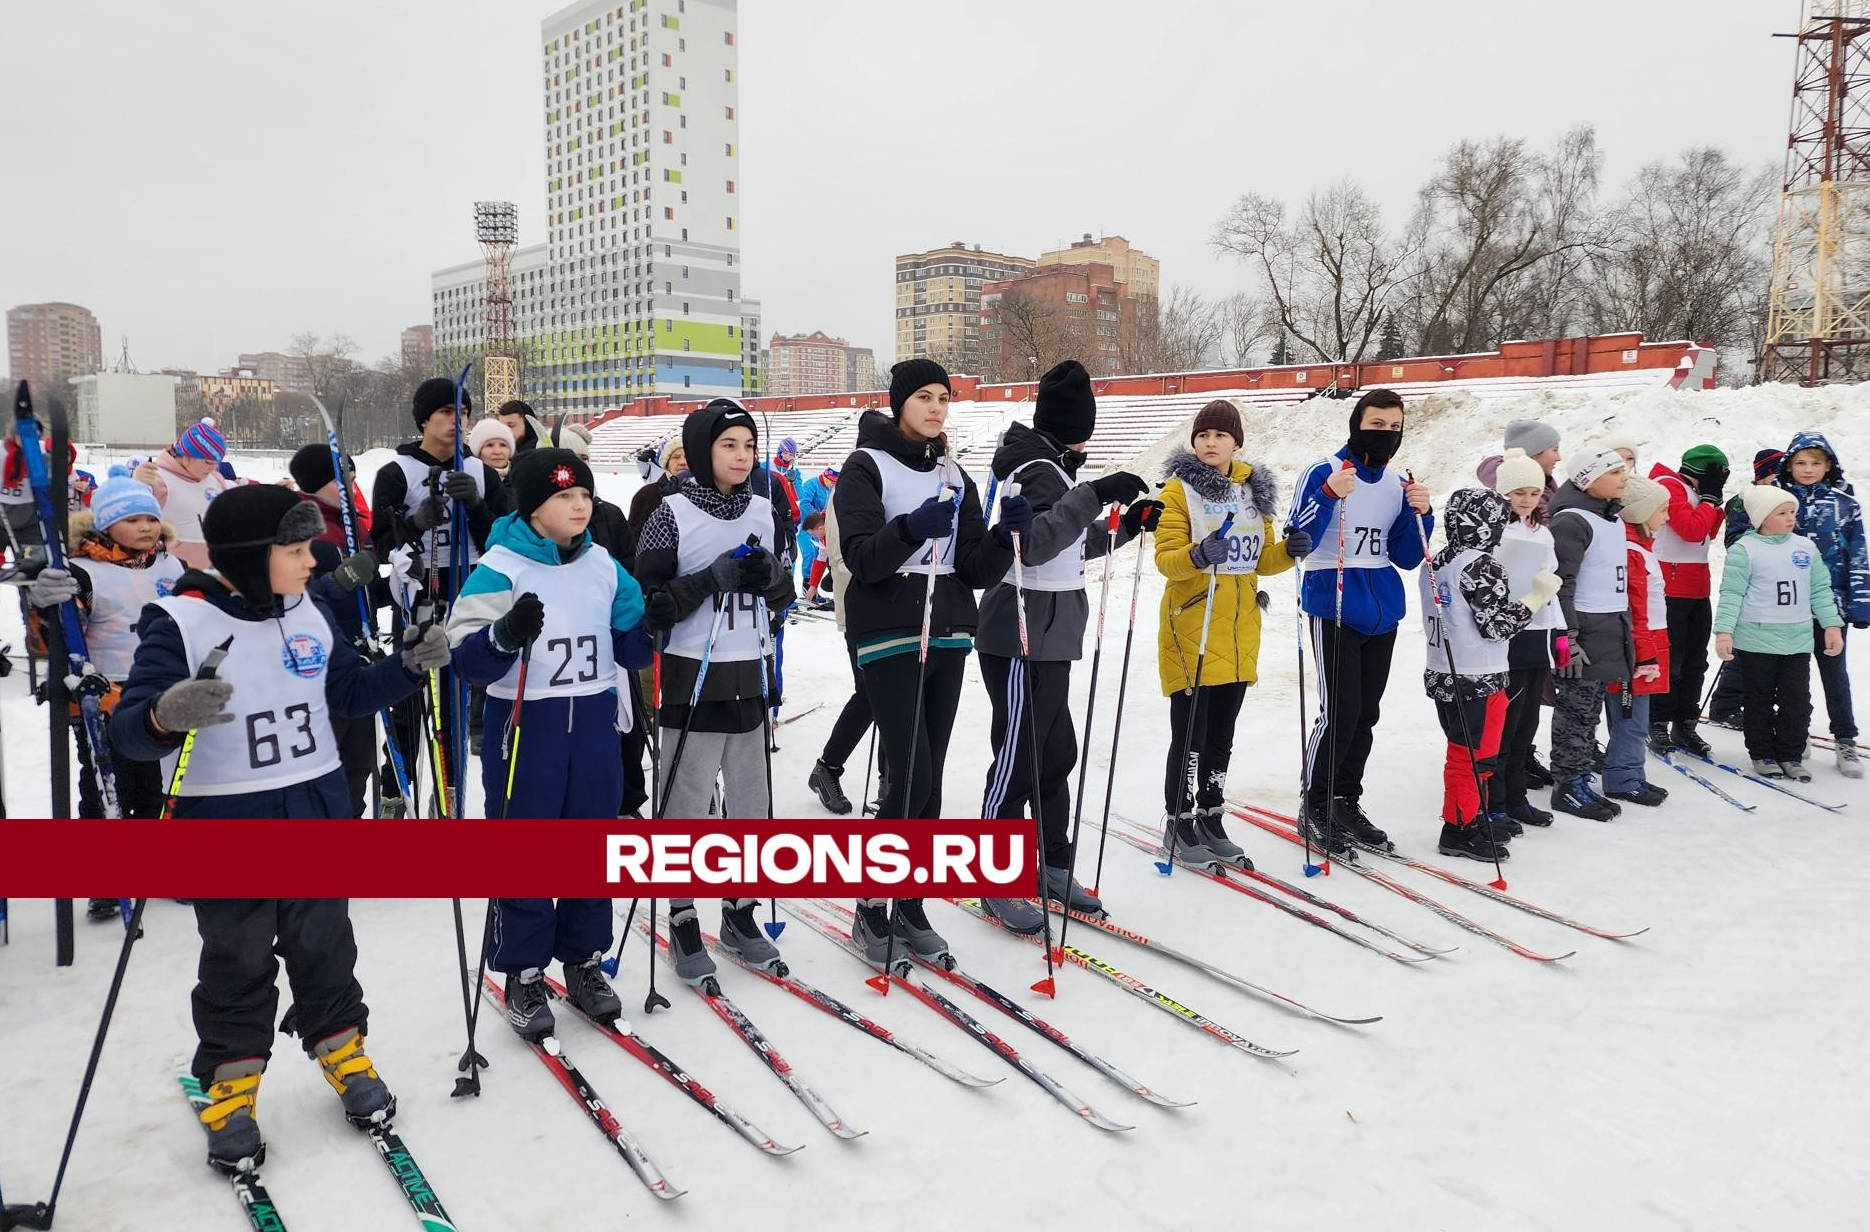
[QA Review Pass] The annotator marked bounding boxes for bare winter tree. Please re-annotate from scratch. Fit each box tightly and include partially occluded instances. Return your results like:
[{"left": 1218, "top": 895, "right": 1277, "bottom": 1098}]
[
  {"left": 985, "top": 285, "right": 1074, "bottom": 382},
  {"left": 1121, "top": 284, "right": 1224, "bottom": 373},
  {"left": 288, "top": 331, "right": 361, "bottom": 399},
  {"left": 1212, "top": 180, "right": 1415, "bottom": 363},
  {"left": 1586, "top": 146, "right": 1777, "bottom": 351},
  {"left": 1216, "top": 291, "right": 1275, "bottom": 366}
]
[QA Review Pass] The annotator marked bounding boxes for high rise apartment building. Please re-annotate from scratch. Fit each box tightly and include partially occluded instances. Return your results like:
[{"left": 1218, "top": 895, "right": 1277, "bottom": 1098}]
[{"left": 894, "top": 242, "right": 1033, "bottom": 374}]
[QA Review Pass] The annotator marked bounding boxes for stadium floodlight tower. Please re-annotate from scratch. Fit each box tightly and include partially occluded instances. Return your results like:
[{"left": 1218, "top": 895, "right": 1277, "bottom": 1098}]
[
  {"left": 1764, "top": 2, "right": 1870, "bottom": 384},
  {"left": 474, "top": 200, "right": 520, "bottom": 412}
]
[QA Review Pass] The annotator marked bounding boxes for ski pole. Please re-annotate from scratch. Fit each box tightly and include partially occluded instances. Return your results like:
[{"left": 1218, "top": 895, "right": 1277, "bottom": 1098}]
[
  {"left": 450, "top": 899, "right": 492, "bottom": 1097},
  {"left": 872, "top": 481, "right": 958, "bottom": 995},
  {"left": 1408, "top": 478, "right": 1507, "bottom": 891},
  {"left": 447, "top": 362, "right": 473, "bottom": 826},
  {"left": 643, "top": 899, "right": 671, "bottom": 1014},
  {"left": 2, "top": 899, "right": 147, "bottom": 1230},
  {"left": 1092, "top": 518, "right": 1152, "bottom": 895},
  {"left": 500, "top": 637, "right": 536, "bottom": 820},
  {"left": 653, "top": 551, "right": 746, "bottom": 820},
  {"left": 1050, "top": 504, "right": 1121, "bottom": 986},
  {"left": 1003, "top": 481, "right": 1056, "bottom": 997},
  {"left": 754, "top": 592, "right": 784, "bottom": 939},
  {"left": 600, "top": 898, "right": 638, "bottom": 978},
  {"left": 1158, "top": 513, "right": 1232, "bottom": 875},
  {"left": 158, "top": 635, "right": 235, "bottom": 819}
]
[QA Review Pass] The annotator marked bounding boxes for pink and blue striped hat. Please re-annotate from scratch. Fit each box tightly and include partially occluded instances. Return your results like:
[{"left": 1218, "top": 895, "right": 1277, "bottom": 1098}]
[{"left": 174, "top": 420, "right": 227, "bottom": 463}]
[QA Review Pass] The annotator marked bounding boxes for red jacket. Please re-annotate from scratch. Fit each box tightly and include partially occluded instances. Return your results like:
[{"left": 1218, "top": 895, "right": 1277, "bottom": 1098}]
[
  {"left": 1648, "top": 462, "right": 1724, "bottom": 599},
  {"left": 1610, "top": 526, "right": 1670, "bottom": 696}
]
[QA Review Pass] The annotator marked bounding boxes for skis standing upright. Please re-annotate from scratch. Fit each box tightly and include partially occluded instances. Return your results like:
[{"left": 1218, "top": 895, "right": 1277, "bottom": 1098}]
[{"left": 446, "top": 364, "right": 472, "bottom": 815}]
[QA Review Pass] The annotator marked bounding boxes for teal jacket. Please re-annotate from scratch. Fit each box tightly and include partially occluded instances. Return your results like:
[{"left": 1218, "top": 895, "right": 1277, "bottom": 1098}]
[{"left": 1715, "top": 531, "right": 1842, "bottom": 655}]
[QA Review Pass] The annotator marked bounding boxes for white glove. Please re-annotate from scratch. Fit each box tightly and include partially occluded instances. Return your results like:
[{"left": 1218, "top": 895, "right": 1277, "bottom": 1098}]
[{"left": 1518, "top": 569, "right": 1562, "bottom": 613}]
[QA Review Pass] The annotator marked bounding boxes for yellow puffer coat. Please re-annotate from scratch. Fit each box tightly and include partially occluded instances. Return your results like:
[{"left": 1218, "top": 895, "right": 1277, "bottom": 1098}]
[{"left": 1155, "top": 451, "right": 1297, "bottom": 694}]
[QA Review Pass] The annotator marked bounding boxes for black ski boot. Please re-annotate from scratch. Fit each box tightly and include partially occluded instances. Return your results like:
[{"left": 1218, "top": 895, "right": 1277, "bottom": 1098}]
[
  {"left": 852, "top": 899, "right": 896, "bottom": 965},
  {"left": 1670, "top": 723, "right": 1712, "bottom": 759},
  {"left": 1523, "top": 749, "right": 1555, "bottom": 789},
  {"left": 1606, "top": 783, "right": 1669, "bottom": 807},
  {"left": 1591, "top": 741, "right": 1607, "bottom": 771},
  {"left": 1646, "top": 723, "right": 1674, "bottom": 757},
  {"left": 86, "top": 898, "right": 120, "bottom": 922},
  {"left": 1195, "top": 807, "right": 1252, "bottom": 869},
  {"left": 1506, "top": 799, "right": 1554, "bottom": 828},
  {"left": 1481, "top": 810, "right": 1522, "bottom": 839},
  {"left": 1437, "top": 822, "right": 1509, "bottom": 863},
  {"left": 1334, "top": 798, "right": 1392, "bottom": 851},
  {"left": 1299, "top": 801, "right": 1351, "bottom": 856},
  {"left": 808, "top": 758, "right": 853, "bottom": 815},
  {"left": 562, "top": 954, "right": 625, "bottom": 1022},
  {"left": 502, "top": 968, "right": 556, "bottom": 1040},
  {"left": 893, "top": 898, "right": 952, "bottom": 966},
  {"left": 1552, "top": 776, "right": 1617, "bottom": 822}
]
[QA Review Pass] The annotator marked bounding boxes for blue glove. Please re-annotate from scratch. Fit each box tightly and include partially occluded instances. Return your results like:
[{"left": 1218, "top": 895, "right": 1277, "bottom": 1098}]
[
  {"left": 993, "top": 494, "right": 1033, "bottom": 549},
  {"left": 903, "top": 493, "right": 955, "bottom": 543},
  {"left": 1190, "top": 529, "right": 1230, "bottom": 569},
  {"left": 1284, "top": 529, "right": 1313, "bottom": 559},
  {"left": 618, "top": 625, "right": 655, "bottom": 671}
]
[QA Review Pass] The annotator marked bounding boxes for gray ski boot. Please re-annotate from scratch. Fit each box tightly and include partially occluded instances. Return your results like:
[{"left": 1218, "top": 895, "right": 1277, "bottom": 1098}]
[
  {"left": 667, "top": 902, "right": 718, "bottom": 988},
  {"left": 1161, "top": 812, "right": 1221, "bottom": 869},
  {"left": 1753, "top": 758, "right": 1785, "bottom": 779},
  {"left": 312, "top": 1027, "right": 395, "bottom": 1130},
  {"left": 980, "top": 896, "right": 1046, "bottom": 934},
  {"left": 718, "top": 898, "right": 787, "bottom": 975},
  {"left": 892, "top": 898, "right": 953, "bottom": 966},
  {"left": 1194, "top": 807, "right": 1251, "bottom": 868},
  {"left": 561, "top": 954, "right": 625, "bottom": 1024},
  {"left": 503, "top": 968, "right": 555, "bottom": 1040},
  {"left": 852, "top": 899, "right": 897, "bottom": 965},
  {"left": 1041, "top": 864, "right": 1103, "bottom": 915},
  {"left": 1838, "top": 739, "right": 1865, "bottom": 779},
  {"left": 198, "top": 1058, "right": 265, "bottom": 1174}
]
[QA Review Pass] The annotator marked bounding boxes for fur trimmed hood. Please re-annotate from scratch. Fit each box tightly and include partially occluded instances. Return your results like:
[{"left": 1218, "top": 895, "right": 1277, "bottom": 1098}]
[
  {"left": 1163, "top": 447, "right": 1277, "bottom": 512},
  {"left": 68, "top": 508, "right": 179, "bottom": 553}
]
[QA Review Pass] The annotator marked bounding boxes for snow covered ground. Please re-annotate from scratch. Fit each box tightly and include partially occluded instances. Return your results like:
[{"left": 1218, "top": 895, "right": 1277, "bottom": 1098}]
[{"left": 2, "top": 382, "right": 1866, "bottom": 1230}]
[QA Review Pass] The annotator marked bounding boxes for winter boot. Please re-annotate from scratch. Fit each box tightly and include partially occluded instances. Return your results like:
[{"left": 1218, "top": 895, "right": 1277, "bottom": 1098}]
[
  {"left": 1480, "top": 811, "right": 1522, "bottom": 839},
  {"left": 1552, "top": 776, "right": 1617, "bottom": 822},
  {"left": 1646, "top": 723, "right": 1674, "bottom": 757},
  {"left": 1670, "top": 723, "right": 1712, "bottom": 759},
  {"left": 1506, "top": 799, "right": 1555, "bottom": 829},
  {"left": 1591, "top": 741, "right": 1607, "bottom": 770},
  {"left": 1606, "top": 783, "right": 1669, "bottom": 807},
  {"left": 1195, "top": 807, "right": 1252, "bottom": 868},
  {"left": 1042, "top": 864, "right": 1103, "bottom": 915},
  {"left": 1783, "top": 760, "right": 1813, "bottom": 783},
  {"left": 1752, "top": 758, "right": 1785, "bottom": 779},
  {"left": 312, "top": 1027, "right": 395, "bottom": 1129},
  {"left": 86, "top": 898, "right": 120, "bottom": 922},
  {"left": 1523, "top": 749, "right": 1555, "bottom": 789},
  {"left": 502, "top": 968, "right": 555, "bottom": 1040},
  {"left": 1836, "top": 739, "right": 1864, "bottom": 779},
  {"left": 718, "top": 899, "right": 786, "bottom": 974},
  {"left": 198, "top": 1059, "right": 266, "bottom": 1173},
  {"left": 667, "top": 904, "right": 717, "bottom": 987},
  {"left": 561, "top": 954, "right": 625, "bottom": 1023},
  {"left": 1437, "top": 822, "right": 1509, "bottom": 863},
  {"left": 980, "top": 897, "right": 1046, "bottom": 934},
  {"left": 852, "top": 899, "right": 896, "bottom": 965},
  {"left": 1334, "top": 798, "right": 1392, "bottom": 851},
  {"left": 893, "top": 898, "right": 951, "bottom": 963},
  {"left": 808, "top": 759, "right": 853, "bottom": 814},
  {"left": 1705, "top": 712, "right": 1744, "bottom": 731},
  {"left": 1161, "top": 812, "right": 1222, "bottom": 868},
  {"left": 1298, "top": 802, "right": 1351, "bottom": 856}
]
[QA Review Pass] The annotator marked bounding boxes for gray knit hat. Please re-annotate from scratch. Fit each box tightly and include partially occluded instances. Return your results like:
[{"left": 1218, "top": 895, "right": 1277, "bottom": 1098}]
[{"left": 1503, "top": 419, "right": 1559, "bottom": 456}]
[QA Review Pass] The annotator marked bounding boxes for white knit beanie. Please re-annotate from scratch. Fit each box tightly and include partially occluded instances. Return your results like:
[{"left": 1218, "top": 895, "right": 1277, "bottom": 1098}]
[
  {"left": 1618, "top": 474, "right": 1669, "bottom": 524},
  {"left": 1741, "top": 484, "right": 1796, "bottom": 530},
  {"left": 468, "top": 417, "right": 515, "bottom": 455},
  {"left": 1492, "top": 448, "right": 1546, "bottom": 497}
]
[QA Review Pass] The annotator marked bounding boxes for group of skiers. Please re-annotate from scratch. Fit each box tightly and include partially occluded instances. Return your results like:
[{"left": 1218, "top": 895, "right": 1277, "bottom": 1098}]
[{"left": 7, "top": 357, "right": 1865, "bottom": 1175}]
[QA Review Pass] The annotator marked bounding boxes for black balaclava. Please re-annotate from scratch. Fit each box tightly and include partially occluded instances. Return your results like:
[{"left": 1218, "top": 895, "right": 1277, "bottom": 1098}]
[
  {"left": 682, "top": 399, "right": 758, "bottom": 491},
  {"left": 1347, "top": 390, "right": 1404, "bottom": 469}
]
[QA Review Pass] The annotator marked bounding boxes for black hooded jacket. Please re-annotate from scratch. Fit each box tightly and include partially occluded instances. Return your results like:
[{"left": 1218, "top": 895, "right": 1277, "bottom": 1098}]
[{"left": 832, "top": 411, "right": 1014, "bottom": 647}]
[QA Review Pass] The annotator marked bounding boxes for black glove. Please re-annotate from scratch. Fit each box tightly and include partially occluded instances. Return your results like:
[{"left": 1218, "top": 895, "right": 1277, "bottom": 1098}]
[
  {"left": 492, "top": 591, "right": 545, "bottom": 652},
  {"left": 1694, "top": 464, "right": 1729, "bottom": 507},
  {"left": 410, "top": 493, "right": 447, "bottom": 533},
  {"left": 733, "top": 550, "right": 778, "bottom": 594},
  {"left": 442, "top": 470, "right": 482, "bottom": 508},
  {"left": 903, "top": 493, "right": 956, "bottom": 543},
  {"left": 1284, "top": 529, "right": 1314, "bottom": 559},
  {"left": 1089, "top": 470, "right": 1148, "bottom": 506},
  {"left": 330, "top": 549, "right": 379, "bottom": 592},
  {"left": 993, "top": 493, "right": 1034, "bottom": 549},
  {"left": 1121, "top": 499, "right": 1163, "bottom": 537}
]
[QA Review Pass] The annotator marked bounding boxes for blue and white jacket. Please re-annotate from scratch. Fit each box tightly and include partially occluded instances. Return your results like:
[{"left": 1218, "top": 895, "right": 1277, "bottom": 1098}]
[
  {"left": 1286, "top": 447, "right": 1432, "bottom": 637},
  {"left": 1777, "top": 431, "right": 1870, "bottom": 626}
]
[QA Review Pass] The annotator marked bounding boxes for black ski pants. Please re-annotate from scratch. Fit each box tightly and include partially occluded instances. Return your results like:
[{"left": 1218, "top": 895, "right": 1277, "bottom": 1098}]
[
  {"left": 191, "top": 899, "right": 367, "bottom": 1082},
  {"left": 862, "top": 647, "right": 966, "bottom": 819},
  {"left": 1655, "top": 596, "right": 1713, "bottom": 726},
  {"left": 1303, "top": 618, "right": 1396, "bottom": 812},
  {"left": 1738, "top": 649, "right": 1812, "bottom": 764},
  {"left": 1489, "top": 666, "right": 1548, "bottom": 812},
  {"left": 77, "top": 713, "right": 166, "bottom": 818},
  {"left": 980, "top": 654, "right": 1078, "bottom": 867},
  {"left": 1165, "top": 681, "right": 1249, "bottom": 817},
  {"left": 822, "top": 644, "right": 875, "bottom": 772}
]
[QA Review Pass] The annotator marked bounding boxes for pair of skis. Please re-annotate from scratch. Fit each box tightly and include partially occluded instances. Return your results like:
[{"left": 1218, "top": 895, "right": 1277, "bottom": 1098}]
[{"left": 179, "top": 1075, "right": 458, "bottom": 1232}]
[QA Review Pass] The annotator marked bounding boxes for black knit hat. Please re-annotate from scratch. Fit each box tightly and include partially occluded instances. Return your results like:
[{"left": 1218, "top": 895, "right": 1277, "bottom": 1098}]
[
  {"left": 413, "top": 376, "right": 469, "bottom": 427},
  {"left": 682, "top": 399, "right": 758, "bottom": 491},
  {"left": 1033, "top": 359, "right": 1096, "bottom": 445},
  {"left": 889, "top": 358, "right": 951, "bottom": 418},
  {"left": 1190, "top": 399, "right": 1244, "bottom": 448},
  {"left": 202, "top": 484, "right": 324, "bottom": 611},
  {"left": 510, "top": 447, "right": 595, "bottom": 521},
  {"left": 288, "top": 443, "right": 337, "bottom": 494},
  {"left": 1349, "top": 387, "right": 1404, "bottom": 434}
]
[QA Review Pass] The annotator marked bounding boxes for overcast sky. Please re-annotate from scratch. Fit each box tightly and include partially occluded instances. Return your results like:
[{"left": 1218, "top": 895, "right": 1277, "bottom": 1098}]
[{"left": 1, "top": 0, "right": 1795, "bottom": 374}]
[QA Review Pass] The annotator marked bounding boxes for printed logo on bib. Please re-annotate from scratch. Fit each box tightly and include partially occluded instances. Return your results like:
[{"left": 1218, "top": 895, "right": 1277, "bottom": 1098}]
[
  {"left": 155, "top": 577, "right": 175, "bottom": 597},
  {"left": 280, "top": 633, "right": 328, "bottom": 678},
  {"left": 1792, "top": 550, "right": 1812, "bottom": 569}
]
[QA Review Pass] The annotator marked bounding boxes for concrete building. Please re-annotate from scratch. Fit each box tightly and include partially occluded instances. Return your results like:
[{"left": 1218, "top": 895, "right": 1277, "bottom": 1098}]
[
  {"left": 432, "top": 244, "right": 552, "bottom": 402},
  {"left": 430, "top": 0, "right": 745, "bottom": 417},
  {"left": 848, "top": 346, "right": 875, "bottom": 391},
  {"left": 69, "top": 371, "right": 178, "bottom": 448},
  {"left": 980, "top": 261, "right": 1132, "bottom": 379},
  {"left": 8, "top": 302, "right": 102, "bottom": 401},
  {"left": 235, "top": 352, "right": 318, "bottom": 395},
  {"left": 740, "top": 298, "right": 762, "bottom": 394},
  {"left": 401, "top": 325, "right": 435, "bottom": 375},
  {"left": 1037, "top": 233, "right": 1159, "bottom": 304},
  {"left": 766, "top": 330, "right": 849, "bottom": 397},
  {"left": 895, "top": 242, "right": 1034, "bottom": 374}
]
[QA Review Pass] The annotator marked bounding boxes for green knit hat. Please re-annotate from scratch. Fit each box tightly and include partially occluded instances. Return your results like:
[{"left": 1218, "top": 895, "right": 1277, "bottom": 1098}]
[{"left": 1680, "top": 444, "right": 1729, "bottom": 479}]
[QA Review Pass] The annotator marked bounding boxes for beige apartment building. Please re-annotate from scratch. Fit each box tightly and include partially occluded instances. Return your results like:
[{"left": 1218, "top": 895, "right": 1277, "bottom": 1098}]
[
  {"left": 895, "top": 241, "right": 1034, "bottom": 373},
  {"left": 8, "top": 302, "right": 102, "bottom": 398},
  {"left": 1037, "top": 233, "right": 1159, "bottom": 304}
]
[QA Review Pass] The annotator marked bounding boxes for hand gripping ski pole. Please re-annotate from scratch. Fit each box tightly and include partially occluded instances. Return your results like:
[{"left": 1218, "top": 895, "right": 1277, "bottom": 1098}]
[{"left": 158, "top": 636, "right": 235, "bottom": 819}]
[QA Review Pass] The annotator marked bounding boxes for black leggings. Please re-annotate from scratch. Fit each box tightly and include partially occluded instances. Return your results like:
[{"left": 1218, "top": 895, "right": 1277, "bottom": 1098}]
[
  {"left": 1164, "top": 682, "right": 1249, "bottom": 815},
  {"left": 822, "top": 644, "right": 874, "bottom": 771},
  {"left": 862, "top": 647, "right": 967, "bottom": 819},
  {"left": 1489, "top": 666, "right": 1548, "bottom": 811}
]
